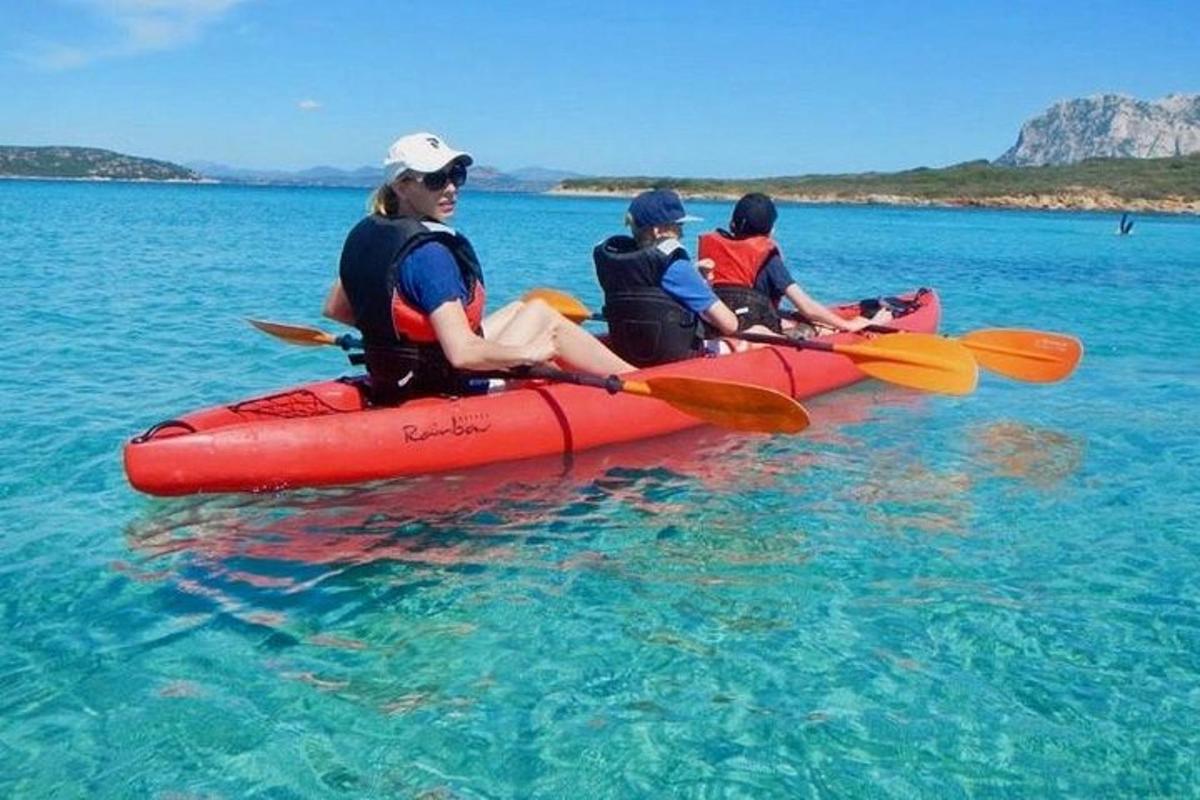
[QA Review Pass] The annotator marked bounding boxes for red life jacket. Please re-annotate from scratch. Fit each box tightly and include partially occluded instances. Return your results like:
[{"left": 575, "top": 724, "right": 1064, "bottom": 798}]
[
  {"left": 697, "top": 231, "right": 779, "bottom": 287},
  {"left": 390, "top": 275, "right": 486, "bottom": 343}
]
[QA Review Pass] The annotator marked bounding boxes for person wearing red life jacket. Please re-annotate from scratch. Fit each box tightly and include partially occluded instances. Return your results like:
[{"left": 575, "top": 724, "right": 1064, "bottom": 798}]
[
  {"left": 593, "top": 189, "right": 772, "bottom": 367},
  {"left": 324, "top": 132, "right": 633, "bottom": 404},
  {"left": 697, "top": 193, "right": 890, "bottom": 336}
]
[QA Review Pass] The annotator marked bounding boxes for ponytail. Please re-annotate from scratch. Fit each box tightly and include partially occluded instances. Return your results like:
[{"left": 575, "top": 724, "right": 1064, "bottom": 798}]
[{"left": 368, "top": 183, "right": 399, "bottom": 216}]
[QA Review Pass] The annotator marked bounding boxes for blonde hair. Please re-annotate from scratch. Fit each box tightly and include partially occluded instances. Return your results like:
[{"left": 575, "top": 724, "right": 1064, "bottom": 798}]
[
  {"left": 368, "top": 183, "right": 400, "bottom": 216},
  {"left": 632, "top": 221, "right": 682, "bottom": 248}
]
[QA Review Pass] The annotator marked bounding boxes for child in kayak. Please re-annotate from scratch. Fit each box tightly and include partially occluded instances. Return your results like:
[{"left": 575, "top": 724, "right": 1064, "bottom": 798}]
[
  {"left": 323, "top": 132, "right": 633, "bottom": 404},
  {"left": 697, "top": 193, "right": 889, "bottom": 336},
  {"left": 593, "top": 189, "right": 765, "bottom": 367}
]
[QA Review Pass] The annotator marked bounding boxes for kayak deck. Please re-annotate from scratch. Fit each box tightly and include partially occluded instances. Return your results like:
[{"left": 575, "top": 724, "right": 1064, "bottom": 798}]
[{"left": 124, "top": 290, "right": 940, "bottom": 495}]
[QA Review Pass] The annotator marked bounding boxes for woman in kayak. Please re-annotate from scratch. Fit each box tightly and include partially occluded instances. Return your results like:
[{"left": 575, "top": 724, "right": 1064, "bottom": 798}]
[
  {"left": 697, "top": 193, "right": 889, "bottom": 336},
  {"left": 593, "top": 189, "right": 756, "bottom": 367},
  {"left": 323, "top": 132, "right": 633, "bottom": 404}
]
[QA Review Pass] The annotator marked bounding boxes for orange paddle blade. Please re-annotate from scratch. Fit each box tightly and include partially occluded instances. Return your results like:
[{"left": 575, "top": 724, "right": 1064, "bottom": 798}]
[
  {"left": 248, "top": 318, "right": 339, "bottom": 347},
  {"left": 959, "top": 329, "right": 1083, "bottom": 383},
  {"left": 622, "top": 376, "right": 811, "bottom": 434},
  {"left": 832, "top": 333, "right": 978, "bottom": 395},
  {"left": 522, "top": 288, "right": 594, "bottom": 323}
]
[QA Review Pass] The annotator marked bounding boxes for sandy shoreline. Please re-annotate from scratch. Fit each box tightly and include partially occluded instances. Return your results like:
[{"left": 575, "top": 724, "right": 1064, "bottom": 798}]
[{"left": 549, "top": 187, "right": 1200, "bottom": 215}]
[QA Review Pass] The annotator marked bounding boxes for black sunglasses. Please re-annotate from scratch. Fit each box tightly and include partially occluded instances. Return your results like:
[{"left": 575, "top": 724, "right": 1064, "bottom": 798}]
[{"left": 419, "top": 161, "right": 468, "bottom": 191}]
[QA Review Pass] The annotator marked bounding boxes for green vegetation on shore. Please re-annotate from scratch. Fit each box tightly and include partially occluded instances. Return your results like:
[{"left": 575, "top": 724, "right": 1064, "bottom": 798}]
[
  {"left": 0, "top": 146, "right": 199, "bottom": 181},
  {"left": 560, "top": 154, "right": 1200, "bottom": 211}
]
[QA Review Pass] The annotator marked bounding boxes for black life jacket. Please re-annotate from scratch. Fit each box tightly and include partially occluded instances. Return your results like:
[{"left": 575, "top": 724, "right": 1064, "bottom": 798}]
[
  {"left": 339, "top": 215, "right": 485, "bottom": 404},
  {"left": 593, "top": 235, "right": 703, "bottom": 367},
  {"left": 711, "top": 285, "right": 783, "bottom": 334}
]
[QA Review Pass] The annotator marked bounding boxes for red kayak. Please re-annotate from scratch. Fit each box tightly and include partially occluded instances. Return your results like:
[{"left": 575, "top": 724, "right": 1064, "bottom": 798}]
[{"left": 124, "top": 289, "right": 940, "bottom": 495}]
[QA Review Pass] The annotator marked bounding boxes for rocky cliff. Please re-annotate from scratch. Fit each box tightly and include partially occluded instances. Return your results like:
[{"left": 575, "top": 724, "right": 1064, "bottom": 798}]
[{"left": 996, "top": 94, "right": 1200, "bottom": 166}]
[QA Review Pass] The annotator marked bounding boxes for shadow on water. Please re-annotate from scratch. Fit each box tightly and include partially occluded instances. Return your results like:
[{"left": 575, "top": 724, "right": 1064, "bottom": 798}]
[{"left": 970, "top": 419, "right": 1086, "bottom": 488}]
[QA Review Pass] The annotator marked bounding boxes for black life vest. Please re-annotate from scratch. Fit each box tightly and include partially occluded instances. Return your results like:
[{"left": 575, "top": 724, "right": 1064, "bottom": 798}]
[
  {"left": 338, "top": 215, "right": 485, "bottom": 404},
  {"left": 698, "top": 230, "right": 783, "bottom": 333},
  {"left": 593, "top": 235, "right": 703, "bottom": 367}
]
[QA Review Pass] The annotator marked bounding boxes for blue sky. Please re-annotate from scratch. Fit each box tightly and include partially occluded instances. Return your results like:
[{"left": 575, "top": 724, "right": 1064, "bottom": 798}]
[{"left": 3, "top": 0, "right": 1198, "bottom": 177}]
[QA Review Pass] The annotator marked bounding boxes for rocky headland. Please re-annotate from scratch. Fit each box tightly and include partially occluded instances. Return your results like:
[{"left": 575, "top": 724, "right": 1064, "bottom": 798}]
[{"left": 996, "top": 94, "right": 1200, "bottom": 166}]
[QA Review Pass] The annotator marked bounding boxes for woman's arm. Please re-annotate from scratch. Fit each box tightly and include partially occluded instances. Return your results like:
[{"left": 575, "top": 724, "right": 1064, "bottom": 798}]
[
  {"left": 429, "top": 300, "right": 554, "bottom": 371},
  {"left": 322, "top": 279, "right": 356, "bottom": 326}
]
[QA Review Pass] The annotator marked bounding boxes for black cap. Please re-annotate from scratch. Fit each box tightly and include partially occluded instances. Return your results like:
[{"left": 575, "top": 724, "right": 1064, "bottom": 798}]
[{"left": 730, "top": 193, "right": 777, "bottom": 237}]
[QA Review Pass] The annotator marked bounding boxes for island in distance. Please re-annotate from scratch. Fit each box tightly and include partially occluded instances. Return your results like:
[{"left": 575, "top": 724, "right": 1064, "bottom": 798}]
[{"left": 0, "top": 145, "right": 581, "bottom": 193}]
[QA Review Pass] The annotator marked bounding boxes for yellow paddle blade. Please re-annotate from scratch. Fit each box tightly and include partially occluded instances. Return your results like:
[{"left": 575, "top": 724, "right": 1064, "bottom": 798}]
[
  {"left": 621, "top": 376, "right": 811, "bottom": 434},
  {"left": 833, "top": 333, "right": 978, "bottom": 395},
  {"left": 960, "top": 329, "right": 1083, "bottom": 383},
  {"left": 522, "top": 288, "right": 594, "bottom": 324},
  {"left": 248, "top": 318, "right": 339, "bottom": 347}
]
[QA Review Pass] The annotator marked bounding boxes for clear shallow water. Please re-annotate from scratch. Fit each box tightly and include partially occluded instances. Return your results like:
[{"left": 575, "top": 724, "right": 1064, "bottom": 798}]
[{"left": 1, "top": 180, "right": 1198, "bottom": 798}]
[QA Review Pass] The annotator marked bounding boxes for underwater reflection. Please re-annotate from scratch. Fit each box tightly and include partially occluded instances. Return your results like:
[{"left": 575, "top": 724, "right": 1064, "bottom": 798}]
[
  {"left": 121, "top": 427, "right": 777, "bottom": 579},
  {"left": 971, "top": 420, "right": 1085, "bottom": 488},
  {"left": 845, "top": 449, "right": 975, "bottom": 537},
  {"left": 807, "top": 385, "right": 975, "bottom": 537},
  {"left": 116, "top": 427, "right": 805, "bottom": 649}
]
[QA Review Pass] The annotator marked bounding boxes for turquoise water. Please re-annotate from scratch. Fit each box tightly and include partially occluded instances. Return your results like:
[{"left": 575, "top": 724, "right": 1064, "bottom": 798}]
[{"left": 1, "top": 180, "right": 1198, "bottom": 798}]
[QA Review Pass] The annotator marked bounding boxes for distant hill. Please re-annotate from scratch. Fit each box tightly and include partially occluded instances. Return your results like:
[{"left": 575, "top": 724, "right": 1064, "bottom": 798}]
[
  {"left": 185, "top": 161, "right": 582, "bottom": 192},
  {"left": 996, "top": 94, "right": 1200, "bottom": 166},
  {"left": 0, "top": 146, "right": 200, "bottom": 181},
  {"left": 557, "top": 153, "right": 1200, "bottom": 214},
  {"left": 184, "top": 161, "right": 380, "bottom": 187}
]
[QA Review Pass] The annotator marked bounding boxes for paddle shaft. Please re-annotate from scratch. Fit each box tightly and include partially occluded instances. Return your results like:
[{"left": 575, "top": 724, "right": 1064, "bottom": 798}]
[
  {"left": 728, "top": 330, "right": 972, "bottom": 370},
  {"left": 494, "top": 365, "right": 624, "bottom": 393},
  {"left": 731, "top": 331, "right": 840, "bottom": 353}
]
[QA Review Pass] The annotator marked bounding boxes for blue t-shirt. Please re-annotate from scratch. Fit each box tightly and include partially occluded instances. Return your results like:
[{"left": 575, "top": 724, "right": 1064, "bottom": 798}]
[
  {"left": 397, "top": 241, "right": 470, "bottom": 314},
  {"left": 660, "top": 252, "right": 720, "bottom": 315},
  {"left": 754, "top": 253, "right": 798, "bottom": 303}
]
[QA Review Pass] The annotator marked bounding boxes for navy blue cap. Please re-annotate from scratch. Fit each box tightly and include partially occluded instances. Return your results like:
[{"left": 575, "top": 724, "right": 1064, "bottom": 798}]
[
  {"left": 731, "top": 193, "right": 777, "bottom": 237},
  {"left": 627, "top": 189, "right": 702, "bottom": 228}
]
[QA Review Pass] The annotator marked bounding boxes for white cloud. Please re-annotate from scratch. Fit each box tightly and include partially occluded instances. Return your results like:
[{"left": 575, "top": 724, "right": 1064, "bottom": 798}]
[
  {"left": 297, "top": 99, "right": 322, "bottom": 112},
  {"left": 19, "top": 41, "right": 94, "bottom": 71},
  {"left": 20, "top": 0, "right": 253, "bottom": 70}
]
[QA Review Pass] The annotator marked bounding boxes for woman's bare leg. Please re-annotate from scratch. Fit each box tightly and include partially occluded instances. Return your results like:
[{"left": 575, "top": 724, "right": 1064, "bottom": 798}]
[
  {"left": 480, "top": 301, "right": 526, "bottom": 339},
  {"left": 488, "top": 299, "right": 633, "bottom": 374}
]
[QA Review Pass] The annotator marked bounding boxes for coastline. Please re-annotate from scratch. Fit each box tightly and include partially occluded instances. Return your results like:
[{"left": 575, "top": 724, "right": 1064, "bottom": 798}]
[
  {"left": 548, "top": 186, "right": 1200, "bottom": 215},
  {"left": 0, "top": 174, "right": 215, "bottom": 185},
  {"left": 4, "top": 174, "right": 1195, "bottom": 215}
]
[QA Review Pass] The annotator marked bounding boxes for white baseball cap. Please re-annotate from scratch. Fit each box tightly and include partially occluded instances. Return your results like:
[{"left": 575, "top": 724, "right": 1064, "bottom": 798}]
[{"left": 383, "top": 132, "right": 473, "bottom": 182}]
